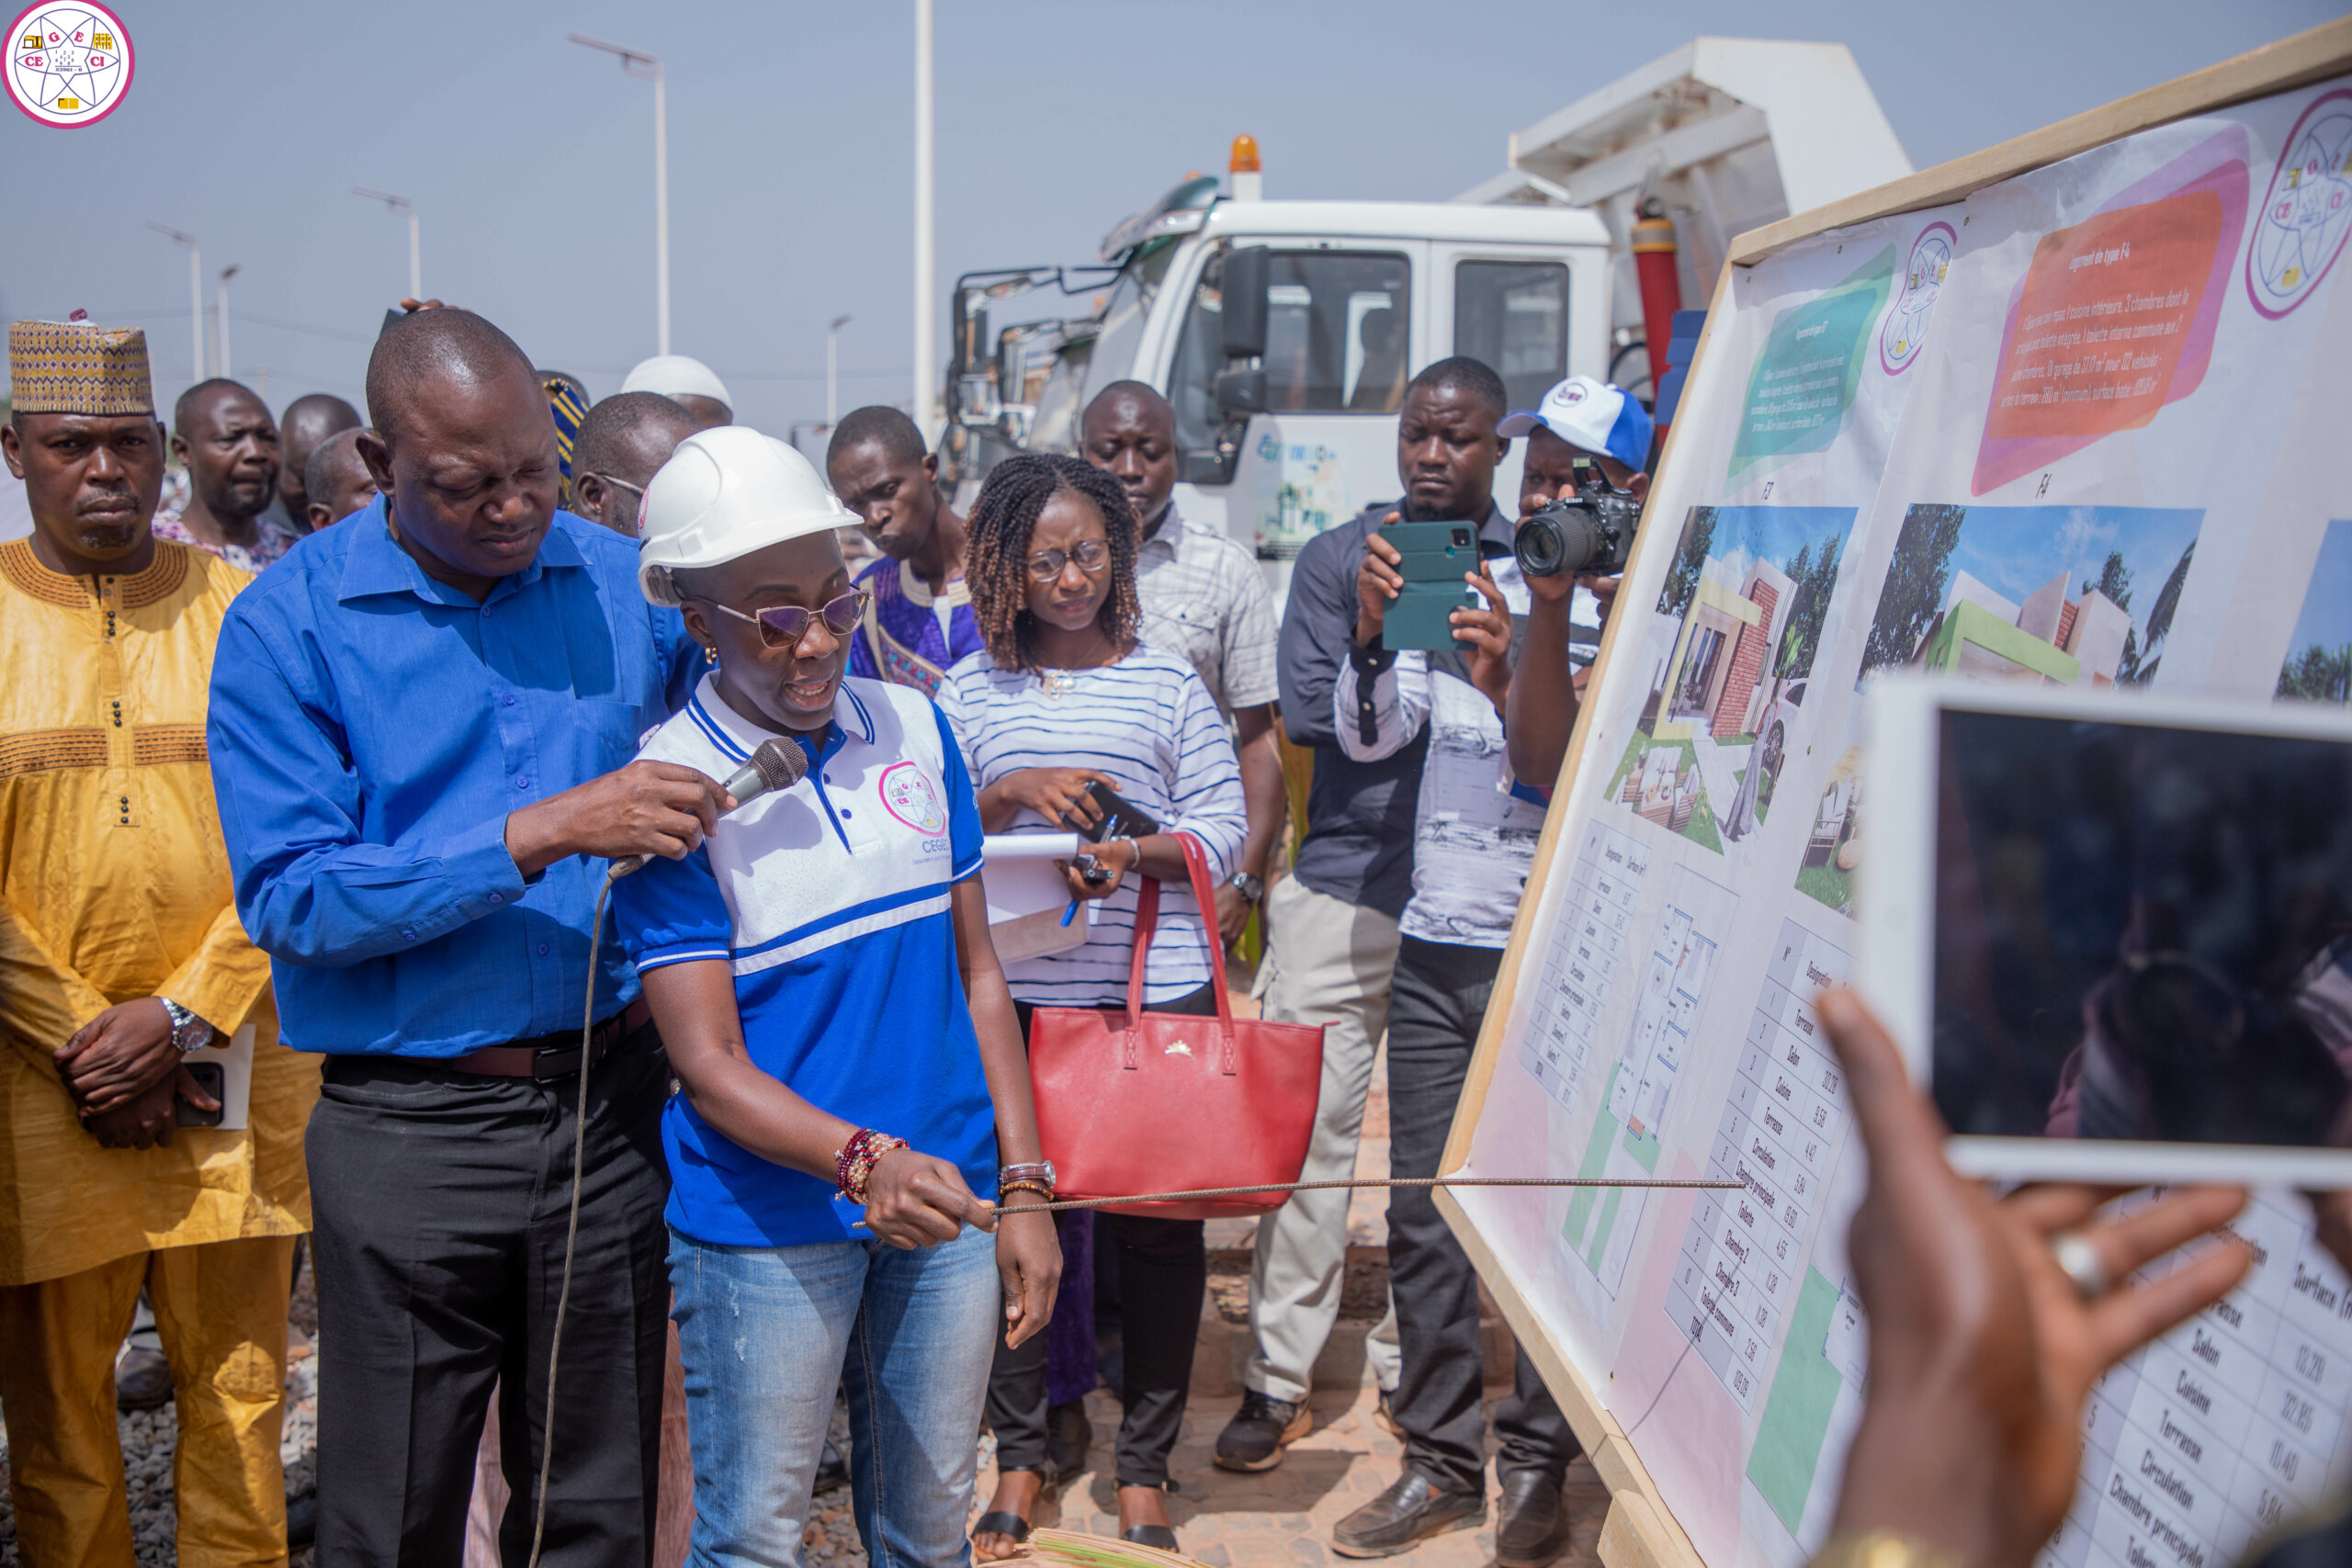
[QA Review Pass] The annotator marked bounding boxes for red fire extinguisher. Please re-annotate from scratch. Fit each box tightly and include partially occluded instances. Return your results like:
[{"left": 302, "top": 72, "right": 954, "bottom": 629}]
[{"left": 1632, "top": 198, "right": 1682, "bottom": 389}]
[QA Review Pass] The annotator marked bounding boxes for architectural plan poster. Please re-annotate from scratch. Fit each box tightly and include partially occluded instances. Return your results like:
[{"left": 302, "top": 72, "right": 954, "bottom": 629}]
[{"left": 1450, "top": 70, "right": 2352, "bottom": 1568}]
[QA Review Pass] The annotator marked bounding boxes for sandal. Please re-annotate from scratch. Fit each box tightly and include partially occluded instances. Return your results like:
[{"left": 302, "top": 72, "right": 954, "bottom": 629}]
[
  {"left": 1122, "top": 1525, "right": 1181, "bottom": 1551},
  {"left": 974, "top": 1466, "right": 1047, "bottom": 1556},
  {"left": 973, "top": 1512, "right": 1033, "bottom": 1546}
]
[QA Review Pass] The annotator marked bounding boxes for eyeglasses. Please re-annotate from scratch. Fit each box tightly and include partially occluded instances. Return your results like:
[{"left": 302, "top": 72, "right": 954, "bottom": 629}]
[
  {"left": 580, "top": 471, "right": 646, "bottom": 500},
  {"left": 1025, "top": 539, "right": 1112, "bottom": 583},
  {"left": 694, "top": 588, "right": 869, "bottom": 648}
]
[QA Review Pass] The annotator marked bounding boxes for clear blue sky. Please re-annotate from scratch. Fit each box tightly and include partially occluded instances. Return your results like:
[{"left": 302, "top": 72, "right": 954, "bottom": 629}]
[
  {"left": 0, "top": 0, "right": 2335, "bottom": 434},
  {"left": 1949, "top": 504, "right": 2205, "bottom": 637},
  {"left": 2287, "top": 520, "right": 2352, "bottom": 653},
  {"left": 1703, "top": 506, "right": 1856, "bottom": 578}
]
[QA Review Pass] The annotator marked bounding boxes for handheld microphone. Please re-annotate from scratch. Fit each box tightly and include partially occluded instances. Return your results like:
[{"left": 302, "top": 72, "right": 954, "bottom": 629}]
[{"left": 609, "top": 738, "right": 808, "bottom": 877}]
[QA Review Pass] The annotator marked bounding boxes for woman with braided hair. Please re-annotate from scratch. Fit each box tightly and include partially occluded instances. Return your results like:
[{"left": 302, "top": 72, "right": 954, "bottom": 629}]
[{"left": 938, "top": 454, "right": 1248, "bottom": 1556}]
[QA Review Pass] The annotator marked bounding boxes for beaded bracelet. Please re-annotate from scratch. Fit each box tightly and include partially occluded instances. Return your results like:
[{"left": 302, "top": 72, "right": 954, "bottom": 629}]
[
  {"left": 998, "top": 1179, "right": 1054, "bottom": 1205},
  {"left": 834, "top": 1128, "right": 909, "bottom": 1204}
]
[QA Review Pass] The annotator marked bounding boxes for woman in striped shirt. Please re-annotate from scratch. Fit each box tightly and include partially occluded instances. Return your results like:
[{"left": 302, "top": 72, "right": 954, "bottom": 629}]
[{"left": 938, "top": 454, "right": 1245, "bottom": 1557}]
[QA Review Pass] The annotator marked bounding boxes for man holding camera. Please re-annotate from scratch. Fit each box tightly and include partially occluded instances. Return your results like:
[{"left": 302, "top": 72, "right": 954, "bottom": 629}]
[{"left": 1498, "top": 377, "right": 1652, "bottom": 789}]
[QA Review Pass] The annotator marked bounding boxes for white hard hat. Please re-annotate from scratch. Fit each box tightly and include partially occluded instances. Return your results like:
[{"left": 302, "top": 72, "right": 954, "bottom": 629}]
[
  {"left": 637, "top": 426, "right": 858, "bottom": 605},
  {"left": 620, "top": 353, "right": 733, "bottom": 412}
]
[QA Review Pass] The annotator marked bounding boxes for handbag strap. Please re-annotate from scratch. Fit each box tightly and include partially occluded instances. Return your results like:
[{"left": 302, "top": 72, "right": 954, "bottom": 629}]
[
  {"left": 1178, "top": 833, "right": 1238, "bottom": 1050},
  {"left": 1119, "top": 833, "right": 1238, "bottom": 1065},
  {"left": 1122, "top": 865, "right": 1159, "bottom": 1038}
]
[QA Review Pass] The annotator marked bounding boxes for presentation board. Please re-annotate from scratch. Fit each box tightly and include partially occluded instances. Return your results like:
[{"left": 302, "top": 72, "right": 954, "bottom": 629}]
[{"left": 1437, "top": 21, "right": 2352, "bottom": 1568}]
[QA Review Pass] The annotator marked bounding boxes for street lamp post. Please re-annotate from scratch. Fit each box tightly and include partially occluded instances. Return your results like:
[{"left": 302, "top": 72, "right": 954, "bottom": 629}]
[
  {"left": 570, "top": 32, "right": 670, "bottom": 355},
  {"left": 353, "top": 187, "right": 422, "bottom": 300},
  {"left": 912, "top": 0, "right": 934, "bottom": 428},
  {"left": 827, "top": 313, "right": 853, "bottom": 427},
  {"left": 145, "top": 221, "right": 203, "bottom": 382},
  {"left": 215, "top": 265, "right": 240, "bottom": 380}
]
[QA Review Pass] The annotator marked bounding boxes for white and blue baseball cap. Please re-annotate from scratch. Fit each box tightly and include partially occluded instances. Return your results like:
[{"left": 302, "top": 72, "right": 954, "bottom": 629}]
[{"left": 1497, "top": 376, "right": 1653, "bottom": 473}]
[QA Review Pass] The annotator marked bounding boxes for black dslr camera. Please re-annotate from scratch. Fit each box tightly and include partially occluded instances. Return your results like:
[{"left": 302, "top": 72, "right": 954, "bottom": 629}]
[{"left": 1513, "top": 460, "right": 1641, "bottom": 579}]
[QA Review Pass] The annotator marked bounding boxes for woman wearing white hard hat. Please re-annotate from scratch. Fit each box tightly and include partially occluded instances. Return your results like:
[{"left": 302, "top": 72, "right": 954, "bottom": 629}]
[{"left": 609, "top": 426, "right": 1060, "bottom": 1566}]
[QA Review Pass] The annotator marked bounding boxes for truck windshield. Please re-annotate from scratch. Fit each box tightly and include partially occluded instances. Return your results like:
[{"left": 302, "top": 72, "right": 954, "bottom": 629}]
[
  {"left": 1030, "top": 340, "right": 1091, "bottom": 456},
  {"left": 1077, "top": 243, "right": 1178, "bottom": 410},
  {"left": 1170, "top": 249, "right": 1412, "bottom": 457}
]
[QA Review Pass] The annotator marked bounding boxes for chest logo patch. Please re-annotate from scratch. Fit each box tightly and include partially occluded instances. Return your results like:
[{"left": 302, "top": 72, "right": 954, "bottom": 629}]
[{"left": 878, "top": 761, "right": 947, "bottom": 836}]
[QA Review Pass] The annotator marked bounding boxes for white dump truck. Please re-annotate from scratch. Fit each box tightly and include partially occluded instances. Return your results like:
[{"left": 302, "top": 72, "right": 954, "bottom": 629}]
[{"left": 939, "top": 38, "right": 1910, "bottom": 602}]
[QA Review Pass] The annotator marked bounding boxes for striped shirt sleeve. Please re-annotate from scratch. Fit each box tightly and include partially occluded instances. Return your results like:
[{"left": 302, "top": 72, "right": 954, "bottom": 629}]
[
  {"left": 933, "top": 702, "right": 985, "bottom": 882},
  {"left": 1162, "top": 665, "right": 1248, "bottom": 883},
  {"left": 933, "top": 661, "right": 979, "bottom": 777}
]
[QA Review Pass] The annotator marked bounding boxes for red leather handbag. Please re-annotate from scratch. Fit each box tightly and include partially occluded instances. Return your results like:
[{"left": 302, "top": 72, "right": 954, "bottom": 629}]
[{"left": 1027, "top": 835, "right": 1326, "bottom": 1219}]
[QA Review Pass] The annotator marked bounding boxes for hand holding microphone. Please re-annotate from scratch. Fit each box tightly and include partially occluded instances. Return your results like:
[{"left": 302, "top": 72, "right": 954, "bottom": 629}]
[
  {"left": 503, "top": 739, "right": 808, "bottom": 880},
  {"left": 609, "top": 739, "right": 808, "bottom": 876}
]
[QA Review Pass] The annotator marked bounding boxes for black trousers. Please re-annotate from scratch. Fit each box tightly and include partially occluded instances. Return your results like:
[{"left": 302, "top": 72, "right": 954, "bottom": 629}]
[
  {"left": 1386, "top": 936, "right": 1581, "bottom": 1495},
  {"left": 988, "top": 988, "right": 1213, "bottom": 1490},
  {"left": 307, "top": 1025, "right": 673, "bottom": 1567}
]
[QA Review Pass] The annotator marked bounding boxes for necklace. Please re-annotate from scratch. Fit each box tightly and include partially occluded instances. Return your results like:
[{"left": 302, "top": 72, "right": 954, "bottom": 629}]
[{"left": 1036, "top": 631, "right": 1119, "bottom": 700}]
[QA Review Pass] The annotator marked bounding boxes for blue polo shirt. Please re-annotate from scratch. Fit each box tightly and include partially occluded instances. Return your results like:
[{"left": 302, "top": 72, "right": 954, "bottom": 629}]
[
  {"left": 613, "top": 672, "right": 996, "bottom": 1247},
  {"left": 205, "top": 497, "right": 701, "bottom": 1055}
]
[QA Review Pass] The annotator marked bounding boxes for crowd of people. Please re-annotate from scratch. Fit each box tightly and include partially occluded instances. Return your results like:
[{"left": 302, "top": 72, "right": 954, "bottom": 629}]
[{"left": 1, "top": 302, "right": 2344, "bottom": 1568}]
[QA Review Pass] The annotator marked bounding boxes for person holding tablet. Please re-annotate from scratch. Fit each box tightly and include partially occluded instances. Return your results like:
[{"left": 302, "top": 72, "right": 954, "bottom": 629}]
[
  {"left": 612, "top": 427, "right": 1060, "bottom": 1567},
  {"left": 938, "top": 453, "right": 1247, "bottom": 1556}
]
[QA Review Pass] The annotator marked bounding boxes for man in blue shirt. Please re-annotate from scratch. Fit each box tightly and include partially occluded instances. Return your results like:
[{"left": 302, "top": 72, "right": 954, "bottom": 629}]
[{"left": 207, "top": 308, "right": 724, "bottom": 1567}]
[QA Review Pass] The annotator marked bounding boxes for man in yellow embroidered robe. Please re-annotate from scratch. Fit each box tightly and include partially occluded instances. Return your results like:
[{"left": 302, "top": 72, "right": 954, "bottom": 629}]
[{"left": 0, "top": 318, "right": 319, "bottom": 1567}]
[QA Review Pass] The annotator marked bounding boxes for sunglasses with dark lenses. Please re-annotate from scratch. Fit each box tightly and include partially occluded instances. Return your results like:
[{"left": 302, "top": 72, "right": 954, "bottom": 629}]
[
  {"left": 1024, "top": 538, "right": 1112, "bottom": 583},
  {"left": 697, "top": 588, "right": 869, "bottom": 648}
]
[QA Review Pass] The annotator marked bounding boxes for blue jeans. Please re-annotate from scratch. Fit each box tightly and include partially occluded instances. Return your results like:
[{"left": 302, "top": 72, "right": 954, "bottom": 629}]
[{"left": 671, "top": 1224, "right": 1000, "bottom": 1567}]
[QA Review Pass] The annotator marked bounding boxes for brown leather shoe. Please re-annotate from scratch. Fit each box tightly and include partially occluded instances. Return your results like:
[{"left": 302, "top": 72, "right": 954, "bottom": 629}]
[{"left": 1331, "top": 1469, "right": 1484, "bottom": 1558}]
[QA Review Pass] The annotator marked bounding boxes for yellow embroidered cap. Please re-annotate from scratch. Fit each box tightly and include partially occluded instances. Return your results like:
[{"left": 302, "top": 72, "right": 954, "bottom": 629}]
[{"left": 8, "top": 317, "right": 154, "bottom": 416}]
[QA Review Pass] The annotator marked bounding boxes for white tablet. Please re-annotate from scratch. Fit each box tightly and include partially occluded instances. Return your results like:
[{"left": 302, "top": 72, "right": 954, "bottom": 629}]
[{"left": 1858, "top": 675, "right": 2352, "bottom": 1186}]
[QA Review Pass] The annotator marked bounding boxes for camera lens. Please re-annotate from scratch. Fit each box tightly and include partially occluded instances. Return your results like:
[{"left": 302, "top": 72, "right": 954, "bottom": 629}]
[
  {"left": 1516, "top": 515, "right": 1566, "bottom": 577},
  {"left": 1515, "top": 503, "right": 1601, "bottom": 578}
]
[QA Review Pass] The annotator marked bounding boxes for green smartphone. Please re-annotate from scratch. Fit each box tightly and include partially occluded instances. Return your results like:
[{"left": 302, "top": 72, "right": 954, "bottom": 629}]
[
  {"left": 1382, "top": 521, "right": 1477, "bottom": 558},
  {"left": 1379, "top": 520, "right": 1480, "bottom": 650},
  {"left": 1382, "top": 582, "right": 1478, "bottom": 650}
]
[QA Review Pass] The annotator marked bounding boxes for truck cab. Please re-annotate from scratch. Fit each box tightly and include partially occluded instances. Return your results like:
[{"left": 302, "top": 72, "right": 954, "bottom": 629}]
[{"left": 947, "top": 179, "right": 1612, "bottom": 604}]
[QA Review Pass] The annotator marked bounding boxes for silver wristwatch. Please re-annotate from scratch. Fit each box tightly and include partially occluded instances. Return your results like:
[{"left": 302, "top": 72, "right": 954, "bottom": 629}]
[
  {"left": 999, "top": 1160, "right": 1057, "bottom": 1192},
  {"left": 1229, "top": 872, "right": 1266, "bottom": 904},
  {"left": 159, "top": 998, "right": 214, "bottom": 1054}
]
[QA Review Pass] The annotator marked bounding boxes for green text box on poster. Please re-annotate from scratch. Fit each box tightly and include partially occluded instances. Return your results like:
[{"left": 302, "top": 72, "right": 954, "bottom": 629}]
[{"left": 1728, "top": 248, "right": 1894, "bottom": 479}]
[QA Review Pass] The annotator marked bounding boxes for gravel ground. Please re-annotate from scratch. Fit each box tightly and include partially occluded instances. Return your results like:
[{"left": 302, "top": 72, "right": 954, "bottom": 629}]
[
  {"left": 0, "top": 1257, "right": 319, "bottom": 1568},
  {"left": 0, "top": 1259, "right": 989, "bottom": 1568}
]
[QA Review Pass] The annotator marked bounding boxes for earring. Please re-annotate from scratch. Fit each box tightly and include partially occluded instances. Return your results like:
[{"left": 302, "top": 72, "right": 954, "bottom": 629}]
[{"left": 703, "top": 644, "right": 718, "bottom": 664}]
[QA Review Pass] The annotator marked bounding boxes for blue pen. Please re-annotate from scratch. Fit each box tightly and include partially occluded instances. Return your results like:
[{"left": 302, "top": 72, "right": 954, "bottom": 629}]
[{"left": 1064, "top": 852, "right": 1107, "bottom": 925}]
